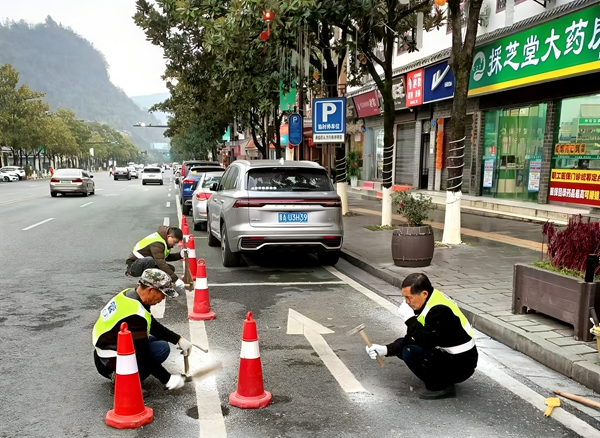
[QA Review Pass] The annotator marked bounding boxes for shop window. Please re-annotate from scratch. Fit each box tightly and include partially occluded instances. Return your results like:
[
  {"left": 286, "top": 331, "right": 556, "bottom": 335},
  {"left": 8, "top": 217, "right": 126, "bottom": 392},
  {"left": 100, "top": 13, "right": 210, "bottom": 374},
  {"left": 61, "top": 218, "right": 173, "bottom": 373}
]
[
  {"left": 550, "top": 95, "right": 600, "bottom": 207},
  {"left": 481, "top": 104, "right": 547, "bottom": 201},
  {"left": 496, "top": 0, "right": 527, "bottom": 14}
]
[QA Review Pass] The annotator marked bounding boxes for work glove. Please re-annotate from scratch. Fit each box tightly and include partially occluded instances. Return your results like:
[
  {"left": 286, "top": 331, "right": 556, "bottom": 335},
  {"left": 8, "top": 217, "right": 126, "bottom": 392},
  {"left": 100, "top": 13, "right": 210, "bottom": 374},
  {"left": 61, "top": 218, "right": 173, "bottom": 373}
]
[
  {"left": 174, "top": 278, "right": 185, "bottom": 293},
  {"left": 178, "top": 337, "right": 193, "bottom": 357},
  {"left": 165, "top": 374, "right": 185, "bottom": 390},
  {"left": 366, "top": 344, "right": 387, "bottom": 360},
  {"left": 398, "top": 301, "right": 415, "bottom": 322}
]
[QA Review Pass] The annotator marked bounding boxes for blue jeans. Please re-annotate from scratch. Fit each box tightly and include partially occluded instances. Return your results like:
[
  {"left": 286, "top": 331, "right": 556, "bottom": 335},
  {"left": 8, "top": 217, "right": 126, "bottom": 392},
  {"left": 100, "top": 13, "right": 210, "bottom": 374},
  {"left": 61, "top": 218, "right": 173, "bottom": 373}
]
[{"left": 138, "top": 336, "right": 171, "bottom": 381}]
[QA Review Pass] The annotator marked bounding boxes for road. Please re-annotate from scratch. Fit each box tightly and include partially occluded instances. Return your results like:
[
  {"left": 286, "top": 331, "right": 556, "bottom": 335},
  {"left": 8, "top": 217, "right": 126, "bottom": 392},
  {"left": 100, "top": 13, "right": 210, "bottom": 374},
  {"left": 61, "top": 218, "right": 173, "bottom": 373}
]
[{"left": 0, "top": 171, "right": 599, "bottom": 437}]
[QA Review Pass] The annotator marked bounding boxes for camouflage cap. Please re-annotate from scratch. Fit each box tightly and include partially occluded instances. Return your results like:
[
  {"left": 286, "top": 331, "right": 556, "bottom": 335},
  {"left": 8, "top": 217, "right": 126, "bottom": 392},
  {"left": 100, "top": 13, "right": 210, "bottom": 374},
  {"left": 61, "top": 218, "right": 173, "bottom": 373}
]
[{"left": 139, "top": 268, "right": 178, "bottom": 298}]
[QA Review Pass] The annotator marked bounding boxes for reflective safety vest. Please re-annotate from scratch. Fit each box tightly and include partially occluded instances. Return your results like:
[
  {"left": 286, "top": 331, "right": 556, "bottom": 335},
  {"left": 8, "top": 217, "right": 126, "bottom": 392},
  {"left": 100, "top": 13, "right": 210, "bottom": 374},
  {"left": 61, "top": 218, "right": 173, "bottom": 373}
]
[
  {"left": 92, "top": 289, "right": 152, "bottom": 358},
  {"left": 416, "top": 289, "right": 475, "bottom": 355},
  {"left": 132, "top": 232, "right": 169, "bottom": 259}
]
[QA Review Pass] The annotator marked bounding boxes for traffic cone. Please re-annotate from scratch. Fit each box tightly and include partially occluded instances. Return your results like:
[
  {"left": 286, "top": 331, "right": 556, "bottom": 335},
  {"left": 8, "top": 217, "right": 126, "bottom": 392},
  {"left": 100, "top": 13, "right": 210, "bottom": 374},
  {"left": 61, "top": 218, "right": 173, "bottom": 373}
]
[
  {"left": 181, "top": 215, "right": 188, "bottom": 231},
  {"left": 188, "top": 259, "right": 216, "bottom": 321},
  {"left": 105, "top": 322, "right": 153, "bottom": 429},
  {"left": 182, "top": 221, "right": 190, "bottom": 244},
  {"left": 229, "top": 311, "right": 271, "bottom": 409},
  {"left": 187, "top": 235, "right": 197, "bottom": 280}
]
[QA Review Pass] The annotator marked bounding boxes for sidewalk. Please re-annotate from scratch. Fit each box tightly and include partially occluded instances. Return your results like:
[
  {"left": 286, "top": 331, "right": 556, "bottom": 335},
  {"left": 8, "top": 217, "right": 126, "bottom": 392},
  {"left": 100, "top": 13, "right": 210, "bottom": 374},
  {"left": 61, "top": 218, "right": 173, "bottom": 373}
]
[{"left": 341, "top": 196, "right": 600, "bottom": 394}]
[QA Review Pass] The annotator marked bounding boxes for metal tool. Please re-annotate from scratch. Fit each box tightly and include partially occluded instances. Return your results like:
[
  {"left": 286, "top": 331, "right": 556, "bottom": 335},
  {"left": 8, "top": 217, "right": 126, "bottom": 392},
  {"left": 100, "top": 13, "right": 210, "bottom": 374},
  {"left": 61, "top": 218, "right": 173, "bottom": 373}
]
[
  {"left": 347, "top": 323, "right": 384, "bottom": 367},
  {"left": 193, "top": 343, "right": 208, "bottom": 353},
  {"left": 554, "top": 390, "right": 600, "bottom": 410},
  {"left": 544, "top": 397, "right": 560, "bottom": 417},
  {"left": 182, "top": 249, "right": 193, "bottom": 290}
]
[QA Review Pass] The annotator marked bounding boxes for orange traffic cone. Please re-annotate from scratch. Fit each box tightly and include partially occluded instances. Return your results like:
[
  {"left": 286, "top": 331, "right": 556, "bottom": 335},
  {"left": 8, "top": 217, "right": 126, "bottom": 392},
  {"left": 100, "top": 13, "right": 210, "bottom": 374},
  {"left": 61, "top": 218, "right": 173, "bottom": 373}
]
[
  {"left": 105, "top": 322, "right": 153, "bottom": 429},
  {"left": 229, "top": 311, "right": 271, "bottom": 409},
  {"left": 181, "top": 215, "right": 187, "bottom": 230},
  {"left": 187, "top": 235, "right": 197, "bottom": 280},
  {"left": 182, "top": 221, "right": 190, "bottom": 244},
  {"left": 188, "top": 259, "right": 216, "bottom": 321}
]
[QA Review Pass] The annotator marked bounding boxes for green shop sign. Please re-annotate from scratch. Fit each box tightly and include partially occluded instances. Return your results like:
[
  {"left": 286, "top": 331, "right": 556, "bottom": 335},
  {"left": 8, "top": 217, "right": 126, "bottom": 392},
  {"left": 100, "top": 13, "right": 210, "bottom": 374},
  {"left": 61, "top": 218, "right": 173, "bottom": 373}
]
[{"left": 469, "top": 4, "right": 600, "bottom": 96}]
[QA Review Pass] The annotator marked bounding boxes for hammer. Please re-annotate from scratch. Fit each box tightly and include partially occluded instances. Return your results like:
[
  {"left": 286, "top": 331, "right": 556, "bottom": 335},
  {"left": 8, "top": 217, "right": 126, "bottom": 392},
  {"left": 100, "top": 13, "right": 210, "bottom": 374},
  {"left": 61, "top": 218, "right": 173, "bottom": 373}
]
[{"left": 347, "top": 323, "right": 384, "bottom": 367}]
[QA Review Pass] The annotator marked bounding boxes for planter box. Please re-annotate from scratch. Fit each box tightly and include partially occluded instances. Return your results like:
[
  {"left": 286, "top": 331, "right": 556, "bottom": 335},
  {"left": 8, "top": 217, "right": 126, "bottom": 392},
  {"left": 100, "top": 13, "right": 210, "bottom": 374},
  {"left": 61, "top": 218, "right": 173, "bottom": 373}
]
[{"left": 513, "top": 264, "right": 600, "bottom": 341}]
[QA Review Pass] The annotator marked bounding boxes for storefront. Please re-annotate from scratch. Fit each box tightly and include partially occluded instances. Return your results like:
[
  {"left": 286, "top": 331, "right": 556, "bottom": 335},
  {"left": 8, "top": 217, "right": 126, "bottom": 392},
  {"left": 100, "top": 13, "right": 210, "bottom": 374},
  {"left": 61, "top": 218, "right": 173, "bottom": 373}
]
[{"left": 353, "top": 90, "right": 382, "bottom": 181}]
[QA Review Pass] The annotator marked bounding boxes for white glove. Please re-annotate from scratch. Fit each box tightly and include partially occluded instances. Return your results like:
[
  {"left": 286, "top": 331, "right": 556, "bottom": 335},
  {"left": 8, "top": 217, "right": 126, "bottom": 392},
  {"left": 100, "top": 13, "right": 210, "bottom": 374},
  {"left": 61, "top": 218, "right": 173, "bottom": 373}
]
[
  {"left": 366, "top": 344, "right": 387, "bottom": 360},
  {"left": 398, "top": 301, "right": 415, "bottom": 322},
  {"left": 175, "top": 278, "right": 185, "bottom": 289},
  {"left": 178, "top": 337, "right": 193, "bottom": 356},
  {"left": 165, "top": 374, "right": 185, "bottom": 390}
]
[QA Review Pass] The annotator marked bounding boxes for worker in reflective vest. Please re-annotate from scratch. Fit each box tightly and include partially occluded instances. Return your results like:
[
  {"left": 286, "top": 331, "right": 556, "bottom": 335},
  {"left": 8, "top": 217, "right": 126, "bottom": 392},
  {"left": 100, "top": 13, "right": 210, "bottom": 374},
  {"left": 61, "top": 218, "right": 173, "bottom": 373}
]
[{"left": 366, "top": 273, "right": 478, "bottom": 399}]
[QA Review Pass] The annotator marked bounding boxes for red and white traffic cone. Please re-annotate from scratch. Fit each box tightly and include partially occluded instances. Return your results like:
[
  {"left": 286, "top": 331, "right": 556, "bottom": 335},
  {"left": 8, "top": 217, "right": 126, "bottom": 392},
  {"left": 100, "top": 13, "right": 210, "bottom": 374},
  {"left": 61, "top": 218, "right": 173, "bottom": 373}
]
[
  {"left": 188, "top": 259, "right": 216, "bottom": 321},
  {"left": 182, "top": 221, "right": 190, "bottom": 244},
  {"left": 187, "top": 235, "right": 197, "bottom": 280},
  {"left": 105, "top": 322, "right": 153, "bottom": 429},
  {"left": 229, "top": 311, "right": 271, "bottom": 409},
  {"left": 181, "top": 215, "right": 188, "bottom": 231}
]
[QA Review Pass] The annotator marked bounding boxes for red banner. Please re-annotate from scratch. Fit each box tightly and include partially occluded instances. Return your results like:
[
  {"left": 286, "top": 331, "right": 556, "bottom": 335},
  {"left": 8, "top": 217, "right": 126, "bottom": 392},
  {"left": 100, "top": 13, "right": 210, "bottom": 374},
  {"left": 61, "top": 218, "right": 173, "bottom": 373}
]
[
  {"left": 406, "top": 69, "right": 424, "bottom": 108},
  {"left": 352, "top": 91, "right": 381, "bottom": 118},
  {"left": 549, "top": 169, "right": 600, "bottom": 207}
]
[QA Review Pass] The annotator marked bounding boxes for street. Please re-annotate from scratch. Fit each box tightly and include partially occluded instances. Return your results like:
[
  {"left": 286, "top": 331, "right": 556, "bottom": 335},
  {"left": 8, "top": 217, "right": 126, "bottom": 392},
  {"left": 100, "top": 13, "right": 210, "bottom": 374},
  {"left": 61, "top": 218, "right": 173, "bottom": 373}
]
[{"left": 1, "top": 170, "right": 599, "bottom": 437}]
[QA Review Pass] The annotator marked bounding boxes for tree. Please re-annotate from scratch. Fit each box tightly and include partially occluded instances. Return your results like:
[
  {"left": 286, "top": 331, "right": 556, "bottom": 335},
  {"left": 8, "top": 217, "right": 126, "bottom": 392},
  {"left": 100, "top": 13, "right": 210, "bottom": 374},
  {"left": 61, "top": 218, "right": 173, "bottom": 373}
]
[{"left": 441, "top": 0, "right": 483, "bottom": 244}]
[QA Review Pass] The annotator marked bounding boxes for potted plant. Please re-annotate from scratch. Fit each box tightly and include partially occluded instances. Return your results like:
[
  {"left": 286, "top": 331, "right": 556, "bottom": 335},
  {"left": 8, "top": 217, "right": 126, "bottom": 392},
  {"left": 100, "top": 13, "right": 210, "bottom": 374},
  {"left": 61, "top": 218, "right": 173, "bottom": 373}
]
[
  {"left": 346, "top": 151, "right": 362, "bottom": 187},
  {"left": 513, "top": 216, "right": 600, "bottom": 341},
  {"left": 390, "top": 190, "right": 436, "bottom": 267}
]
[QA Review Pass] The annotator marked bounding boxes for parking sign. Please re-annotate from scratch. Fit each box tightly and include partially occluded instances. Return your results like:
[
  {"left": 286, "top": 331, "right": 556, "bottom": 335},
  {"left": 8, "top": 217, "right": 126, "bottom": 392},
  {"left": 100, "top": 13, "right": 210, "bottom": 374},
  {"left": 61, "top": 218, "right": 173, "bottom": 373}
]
[{"left": 312, "top": 97, "right": 346, "bottom": 143}]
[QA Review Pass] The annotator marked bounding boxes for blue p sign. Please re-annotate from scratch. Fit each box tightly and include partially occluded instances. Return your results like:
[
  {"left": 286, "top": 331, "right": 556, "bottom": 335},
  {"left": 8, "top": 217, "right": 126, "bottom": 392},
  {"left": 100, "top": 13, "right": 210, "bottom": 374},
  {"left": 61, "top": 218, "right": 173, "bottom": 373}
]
[{"left": 312, "top": 97, "right": 346, "bottom": 143}]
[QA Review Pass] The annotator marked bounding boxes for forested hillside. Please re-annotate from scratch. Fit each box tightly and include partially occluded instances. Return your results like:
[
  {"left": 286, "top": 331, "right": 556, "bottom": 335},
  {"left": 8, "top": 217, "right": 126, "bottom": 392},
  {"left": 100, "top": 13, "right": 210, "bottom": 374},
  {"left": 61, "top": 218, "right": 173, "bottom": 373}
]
[{"left": 0, "top": 16, "right": 166, "bottom": 149}]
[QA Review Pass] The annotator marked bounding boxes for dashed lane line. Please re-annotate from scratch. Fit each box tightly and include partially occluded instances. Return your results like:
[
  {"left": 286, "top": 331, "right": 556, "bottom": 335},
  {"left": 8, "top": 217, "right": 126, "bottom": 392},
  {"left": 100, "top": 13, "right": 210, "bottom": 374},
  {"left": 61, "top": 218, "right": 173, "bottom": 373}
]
[
  {"left": 22, "top": 218, "right": 55, "bottom": 231},
  {"left": 0, "top": 195, "right": 47, "bottom": 205},
  {"left": 80, "top": 202, "right": 93, "bottom": 208},
  {"left": 166, "top": 202, "right": 171, "bottom": 208}
]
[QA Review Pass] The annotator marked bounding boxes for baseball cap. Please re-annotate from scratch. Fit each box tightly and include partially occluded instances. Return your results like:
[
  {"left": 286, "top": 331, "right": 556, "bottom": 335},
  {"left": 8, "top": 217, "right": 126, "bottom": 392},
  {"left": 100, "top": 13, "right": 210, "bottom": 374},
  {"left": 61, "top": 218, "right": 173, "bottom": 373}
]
[{"left": 139, "top": 268, "right": 179, "bottom": 297}]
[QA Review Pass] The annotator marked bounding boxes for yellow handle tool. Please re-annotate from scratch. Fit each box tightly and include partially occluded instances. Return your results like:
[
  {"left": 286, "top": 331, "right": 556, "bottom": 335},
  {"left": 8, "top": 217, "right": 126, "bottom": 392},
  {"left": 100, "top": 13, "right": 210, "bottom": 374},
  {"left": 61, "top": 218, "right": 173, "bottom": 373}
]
[{"left": 544, "top": 397, "right": 560, "bottom": 417}]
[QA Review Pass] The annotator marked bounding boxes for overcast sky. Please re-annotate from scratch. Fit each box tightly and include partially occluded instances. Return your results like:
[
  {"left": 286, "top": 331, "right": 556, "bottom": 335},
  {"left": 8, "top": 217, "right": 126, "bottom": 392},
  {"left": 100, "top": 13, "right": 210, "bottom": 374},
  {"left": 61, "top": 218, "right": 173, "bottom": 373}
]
[{"left": 0, "top": 0, "right": 168, "bottom": 97}]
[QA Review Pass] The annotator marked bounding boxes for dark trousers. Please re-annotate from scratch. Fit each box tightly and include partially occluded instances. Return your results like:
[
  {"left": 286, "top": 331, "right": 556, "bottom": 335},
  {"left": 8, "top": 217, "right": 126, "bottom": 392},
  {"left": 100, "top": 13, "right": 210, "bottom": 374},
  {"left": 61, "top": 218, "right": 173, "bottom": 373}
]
[
  {"left": 395, "top": 338, "right": 477, "bottom": 391},
  {"left": 126, "top": 257, "right": 175, "bottom": 277},
  {"left": 94, "top": 336, "right": 171, "bottom": 381}
]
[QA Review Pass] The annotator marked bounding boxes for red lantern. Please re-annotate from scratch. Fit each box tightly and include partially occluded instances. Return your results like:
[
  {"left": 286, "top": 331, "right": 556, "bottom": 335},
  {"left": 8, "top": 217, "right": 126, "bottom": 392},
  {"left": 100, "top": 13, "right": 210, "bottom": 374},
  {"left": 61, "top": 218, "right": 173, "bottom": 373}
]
[
  {"left": 434, "top": 0, "right": 447, "bottom": 5},
  {"left": 259, "top": 31, "right": 270, "bottom": 41},
  {"left": 262, "top": 11, "right": 274, "bottom": 21}
]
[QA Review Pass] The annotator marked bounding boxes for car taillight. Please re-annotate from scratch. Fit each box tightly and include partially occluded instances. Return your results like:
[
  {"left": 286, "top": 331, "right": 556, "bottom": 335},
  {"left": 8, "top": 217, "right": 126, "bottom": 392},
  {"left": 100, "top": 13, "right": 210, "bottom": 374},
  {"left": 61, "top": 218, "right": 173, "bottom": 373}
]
[
  {"left": 196, "top": 192, "right": 211, "bottom": 201},
  {"left": 233, "top": 198, "right": 342, "bottom": 208},
  {"left": 72, "top": 178, "right": 83, "bottom": 183},
  {"left": 50, "top": 178, "right": 59, "bottom": 183},
  {"left": 183, "top": 179, "right": 195, "bottom": 184}
]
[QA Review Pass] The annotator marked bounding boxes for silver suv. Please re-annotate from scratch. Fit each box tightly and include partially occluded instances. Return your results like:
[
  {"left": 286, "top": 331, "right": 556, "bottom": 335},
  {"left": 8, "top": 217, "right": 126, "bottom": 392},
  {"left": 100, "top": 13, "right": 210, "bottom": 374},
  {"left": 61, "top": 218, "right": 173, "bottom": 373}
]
[{"left": 206, "top": 160, "right": 343, "bottom": 267}]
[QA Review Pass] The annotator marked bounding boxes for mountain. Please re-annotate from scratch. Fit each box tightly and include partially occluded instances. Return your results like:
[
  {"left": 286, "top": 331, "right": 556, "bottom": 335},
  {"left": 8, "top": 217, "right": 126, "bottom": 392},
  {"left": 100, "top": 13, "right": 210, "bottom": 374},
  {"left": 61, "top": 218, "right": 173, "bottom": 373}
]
[
  {"left": 130, "top": 93, "right": 170, "bottom": 125},
  {"left": 0, "top": 16, "right": 167, "bottom": 149}
]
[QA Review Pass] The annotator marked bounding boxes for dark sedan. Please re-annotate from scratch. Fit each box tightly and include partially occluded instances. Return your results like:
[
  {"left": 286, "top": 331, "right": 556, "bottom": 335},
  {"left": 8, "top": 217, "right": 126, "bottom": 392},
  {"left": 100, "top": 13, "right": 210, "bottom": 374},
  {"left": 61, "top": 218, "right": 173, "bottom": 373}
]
[{"left": 113, "top": 167, "right": 131, "bottom": 180}]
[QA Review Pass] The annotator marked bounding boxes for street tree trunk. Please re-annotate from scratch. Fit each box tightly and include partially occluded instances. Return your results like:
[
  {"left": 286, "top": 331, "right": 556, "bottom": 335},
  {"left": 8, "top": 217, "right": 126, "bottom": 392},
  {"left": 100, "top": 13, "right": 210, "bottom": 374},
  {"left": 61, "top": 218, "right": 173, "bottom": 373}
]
[{"left": 442, "top": 0, "right": 483, "bottom": 244}]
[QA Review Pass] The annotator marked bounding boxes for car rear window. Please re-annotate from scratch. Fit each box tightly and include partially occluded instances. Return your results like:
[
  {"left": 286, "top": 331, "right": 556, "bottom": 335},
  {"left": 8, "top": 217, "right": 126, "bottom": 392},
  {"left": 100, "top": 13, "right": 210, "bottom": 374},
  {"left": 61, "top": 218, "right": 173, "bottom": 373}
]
[
  {"left": 54, "top": 169, "right": 81, "bottom": 177},
  {"left": 247, "top": 168, "right": 333, "bottom": 192},
  {"left": 202, "top": 175, "right": 223, "bottom": 188},
  {"left": 189, "top": 167, "right": 222, "bottom": 175},
  {"left": 144, "top": 168, "right": 161, "bottom": 173}
]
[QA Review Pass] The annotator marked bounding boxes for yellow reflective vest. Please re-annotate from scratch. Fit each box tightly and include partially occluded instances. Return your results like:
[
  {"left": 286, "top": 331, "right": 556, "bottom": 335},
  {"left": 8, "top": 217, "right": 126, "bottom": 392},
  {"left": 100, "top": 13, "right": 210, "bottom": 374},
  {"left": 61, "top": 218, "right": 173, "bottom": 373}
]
[{"left": 132, "top": 232, "right": 170, "bottom": 259}]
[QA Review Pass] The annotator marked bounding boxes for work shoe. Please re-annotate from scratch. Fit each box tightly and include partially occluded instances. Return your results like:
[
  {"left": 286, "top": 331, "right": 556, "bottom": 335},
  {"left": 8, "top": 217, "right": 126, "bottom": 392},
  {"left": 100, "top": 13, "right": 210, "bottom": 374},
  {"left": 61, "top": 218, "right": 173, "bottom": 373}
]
[
  {"left": 418, "top": 384, "right": 456, "bottom": 400},
  {"left": 110, "top": 371, "right": 116, "bottom": 385}
]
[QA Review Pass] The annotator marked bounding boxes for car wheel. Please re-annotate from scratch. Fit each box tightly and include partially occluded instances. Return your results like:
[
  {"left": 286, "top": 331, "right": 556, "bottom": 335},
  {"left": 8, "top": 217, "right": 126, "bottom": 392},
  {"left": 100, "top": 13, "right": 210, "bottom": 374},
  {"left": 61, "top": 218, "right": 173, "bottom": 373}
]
[
  {"left": 142, "top": 181, "right": 146, "bottom": 185},
  {"left": 2, "top": 176, "right": 8, "bottom": 182},
  {"left": 51, "top": 192, "right": 57, "bottom": 197},
  {"left": 83, "top": 189, "right": 89, "bottom": 197},
  {"left": 221, "top": 223, "right": 241, "bottom": 267},
  {"left": 91, "top": 188, "right": 95, "bottom": 195},
  {"left": 317, "top": 251, "right": 340, "bottom": 266},
  {"left": 207, "top": 216, "right": 219, "bottom": 247},
  {"left": 160, "top": 181, "right": 163, "bottom": 185},
  {"left": 193, "top": 221, "right": 202, "bottom": 231},
  {"left": 127, "top": 176, "right": 131, "bottom": 180},
  {"left": 114, "top": 177, "right": 118, "bottom": 181},
  {"left": 182, "top": 204, "right": 190, "bottom": 215}
]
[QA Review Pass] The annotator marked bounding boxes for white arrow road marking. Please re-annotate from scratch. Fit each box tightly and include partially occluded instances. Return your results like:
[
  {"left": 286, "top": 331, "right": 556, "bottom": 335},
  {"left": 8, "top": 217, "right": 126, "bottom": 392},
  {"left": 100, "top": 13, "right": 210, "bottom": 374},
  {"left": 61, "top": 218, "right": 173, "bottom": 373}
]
[
  {"left": 287, "top": 309, "right": 367, "bottom": 393},
  {"left": 166, "top": 202, "right": 171, "bottom": 208},
  {"left": 80, "top": 202, "right": 93, "bottom": 208},
  {"left": 22, "top": 218, "right": 55, "bottom": 231}
]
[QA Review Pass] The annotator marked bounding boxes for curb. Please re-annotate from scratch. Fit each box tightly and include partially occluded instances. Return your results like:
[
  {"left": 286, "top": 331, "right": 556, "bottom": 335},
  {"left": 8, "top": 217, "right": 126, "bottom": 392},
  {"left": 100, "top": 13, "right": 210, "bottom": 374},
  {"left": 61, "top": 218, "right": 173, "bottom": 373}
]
[{"left": 340, "top": 248, "right": 600, "bottom": 392}]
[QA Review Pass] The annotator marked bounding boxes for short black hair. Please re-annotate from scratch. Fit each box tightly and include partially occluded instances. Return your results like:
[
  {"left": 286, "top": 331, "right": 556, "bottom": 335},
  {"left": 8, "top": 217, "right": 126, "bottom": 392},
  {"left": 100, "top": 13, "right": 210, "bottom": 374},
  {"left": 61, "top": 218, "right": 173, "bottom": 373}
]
[
  {"left": 167, "top": 227, "right": 183, "bottom": 240},
  {"left": 401, "top": 273, "right": 433, "bottom": 295}
]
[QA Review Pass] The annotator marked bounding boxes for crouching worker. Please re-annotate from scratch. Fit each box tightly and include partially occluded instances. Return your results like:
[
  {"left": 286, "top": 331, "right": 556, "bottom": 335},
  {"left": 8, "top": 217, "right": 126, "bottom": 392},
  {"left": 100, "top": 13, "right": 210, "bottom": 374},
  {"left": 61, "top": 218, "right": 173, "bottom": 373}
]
[
  {"left": 93, "top": 269, "right": 192, "bottom": 390},
  {"left": 366, "top": 273, "right": 478, "bottom": 399}
]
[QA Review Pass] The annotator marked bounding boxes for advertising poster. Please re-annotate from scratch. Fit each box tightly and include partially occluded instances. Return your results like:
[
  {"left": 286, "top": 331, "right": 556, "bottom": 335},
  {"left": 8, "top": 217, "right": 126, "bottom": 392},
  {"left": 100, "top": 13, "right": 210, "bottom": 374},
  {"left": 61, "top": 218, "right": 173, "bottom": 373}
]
[
  {"left": 483, "top": 159, "right": 495, "bottom": 188},
  {"left": 406, "top": 69, "right": 424, "bottom": 107},
  {"left": 527, "top": 160, "right": 541, "bottom": 192},
  {"left": 352, "top": 91, "right": 381, "bottom": 118},
  {"left": 548, "top": 169, "right": 600, "bottom": 207}
]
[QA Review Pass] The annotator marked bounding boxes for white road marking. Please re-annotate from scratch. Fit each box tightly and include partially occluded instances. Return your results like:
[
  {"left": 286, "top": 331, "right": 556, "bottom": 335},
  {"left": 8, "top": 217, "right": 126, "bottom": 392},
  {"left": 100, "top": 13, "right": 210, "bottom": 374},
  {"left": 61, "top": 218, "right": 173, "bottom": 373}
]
[
  {"left": 168, "top": 193, "right": 171, "bottom": 197},
  {"left": 151, "top": 300, "right": 165, "bottom": 319},
  {"left": 166, "top": 202, "right": 171, "bottom": 208},
  {"left": 477, "top": 351, "right": 600, "bottom": 437},
  {"left": 96, "top": 188, "right": 104, "bottom": 191},
  {"left": 186, "top": 292, "right": 227, "bottom": 437},
  {"left": 163, "top": 217, "right": 170, "bottom": 226},
  {"left": 0, "top": 195, "right": 47, "bottom": 205},
  {"left": 208, "top": 281, "right": 345, "bottom": 287},
  {"left": 144, "top": 188, "right": 149, "bottom": 191},
  {"left": 120, "top": 188, "right": 125, "bottom": 191},
  {"left": 287, "top": 309, "right": 367, "bottom": 393},
  {"left": 104, "top": 194, "right": 120, "bottom": 197},
  {"left": 80, "top": 202, "right": 93, "bottom": 208},
  {"left": 324, "top": 266, "right": 398, "bottom": 314},
  {"left": 22, "top": 218, "right": 55, "bottom": 231}
]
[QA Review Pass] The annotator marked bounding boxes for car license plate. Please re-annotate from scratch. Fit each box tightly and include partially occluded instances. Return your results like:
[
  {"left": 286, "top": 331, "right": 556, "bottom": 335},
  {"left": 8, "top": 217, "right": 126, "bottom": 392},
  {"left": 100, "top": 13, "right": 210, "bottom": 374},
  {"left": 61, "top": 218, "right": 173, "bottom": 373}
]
[
  {"left": 61, "top": 181, "right": 71, "bottom": 184},
  {"left": 278, "top": 212, "right": 308, "bottom": 223}
]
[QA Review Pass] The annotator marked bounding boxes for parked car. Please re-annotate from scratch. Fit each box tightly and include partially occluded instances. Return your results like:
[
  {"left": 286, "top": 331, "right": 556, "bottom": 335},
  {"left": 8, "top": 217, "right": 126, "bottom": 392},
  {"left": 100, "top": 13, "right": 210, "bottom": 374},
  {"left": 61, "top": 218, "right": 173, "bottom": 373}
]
[
  {"left": 50, "top": 168, "right": 95, "bottom": 197},
  {"left": 127, "top": 166, "right": 138, "bottom": 179},
  {"left": 177, "top": 160, "right": 219, "bottom": 185},
  {"left": 191, "top": 171, "right": 224, "bottom": 231},
  {"left": 206, "top": 160, "right": 343, "bottom": 267},
  {"left": 113, "top": 167, "right": 131, "bottom": 180},
  {"left": 0, "top": 169, "right": 19, "bottom": 182},
  {"left": 180, "top": 164, "right": 224, "bottom": 215},
  {"left": 0, "top": 166, "right": 25, "bottom": 180},
  {"left": 141, "top": 166, "right": 164, "bottom": 185}
]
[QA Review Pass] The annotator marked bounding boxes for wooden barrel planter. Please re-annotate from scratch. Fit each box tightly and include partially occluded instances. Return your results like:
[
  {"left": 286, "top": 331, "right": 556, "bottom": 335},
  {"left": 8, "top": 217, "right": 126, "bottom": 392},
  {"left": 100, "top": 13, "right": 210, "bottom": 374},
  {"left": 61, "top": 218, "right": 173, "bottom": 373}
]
[{"left": 391, "top": 225, "right": 435, "bottom": 267}]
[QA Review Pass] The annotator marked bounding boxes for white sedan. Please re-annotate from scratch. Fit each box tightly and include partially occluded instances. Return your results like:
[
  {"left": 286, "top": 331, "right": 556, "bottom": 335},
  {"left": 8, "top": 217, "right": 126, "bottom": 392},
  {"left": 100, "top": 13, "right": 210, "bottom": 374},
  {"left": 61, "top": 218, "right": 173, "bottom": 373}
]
[
  {"left": 0, "top": 170, "right": 19, "bottom": 182},
  {"left": 191, "top": 171, "right": 224, "bottom": 231}
]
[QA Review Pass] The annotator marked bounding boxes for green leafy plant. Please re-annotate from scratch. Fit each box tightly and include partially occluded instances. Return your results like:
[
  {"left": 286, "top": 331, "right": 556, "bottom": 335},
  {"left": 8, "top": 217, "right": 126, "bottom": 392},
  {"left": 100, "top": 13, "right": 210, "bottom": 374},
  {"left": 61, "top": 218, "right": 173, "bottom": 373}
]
[
  {"left": 391, "top": 190, "right": 435, "bottom": 227},
  {"left": 346, "top": 151, "right": 363, "bottom": 178}
]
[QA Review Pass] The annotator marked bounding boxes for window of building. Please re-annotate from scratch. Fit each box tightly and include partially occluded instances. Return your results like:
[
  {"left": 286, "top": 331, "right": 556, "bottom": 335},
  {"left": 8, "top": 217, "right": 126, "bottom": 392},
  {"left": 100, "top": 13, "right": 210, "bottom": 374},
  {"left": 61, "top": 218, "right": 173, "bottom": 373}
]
[{"left": 496, "top": 0, "right": 527, "bottom": 14}]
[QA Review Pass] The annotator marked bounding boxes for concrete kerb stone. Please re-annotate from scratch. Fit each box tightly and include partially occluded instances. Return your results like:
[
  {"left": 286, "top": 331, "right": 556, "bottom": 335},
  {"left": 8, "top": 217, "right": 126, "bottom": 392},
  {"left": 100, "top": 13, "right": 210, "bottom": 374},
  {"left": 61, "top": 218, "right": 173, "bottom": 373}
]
[{"left": 572, "top": 361, "right": 600, "bottom": 393}]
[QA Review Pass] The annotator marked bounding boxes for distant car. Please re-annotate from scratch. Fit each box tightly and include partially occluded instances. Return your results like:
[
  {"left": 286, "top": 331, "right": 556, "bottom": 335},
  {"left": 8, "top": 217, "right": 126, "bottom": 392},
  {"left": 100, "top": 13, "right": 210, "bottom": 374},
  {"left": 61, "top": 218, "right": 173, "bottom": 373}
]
[
  {"left": 0, "top": 166, "right": 25, "bottom": 180},
  {"left": 114, "top": 167, "right": 131, "bottom": 180},
  {"left": 50, "top": 168, "right": 95, "bottom": 197},
  {"left": 141, "top": 166, "right": 164, "bottom": 185},
  {"left": 127, "top": 166, "right": 138, "bottom": 179},
  {"left": 180, "top": 165, "right": 224, "bottom": 215},
  {"left": 0, "top": 169, "right": 19, "bottom": 182},
  {"left": 191, "top": 171, "right": 224, "bottom": 230},
  {"left": 206, "top": 160, "right": 343, "bottom": 267}
]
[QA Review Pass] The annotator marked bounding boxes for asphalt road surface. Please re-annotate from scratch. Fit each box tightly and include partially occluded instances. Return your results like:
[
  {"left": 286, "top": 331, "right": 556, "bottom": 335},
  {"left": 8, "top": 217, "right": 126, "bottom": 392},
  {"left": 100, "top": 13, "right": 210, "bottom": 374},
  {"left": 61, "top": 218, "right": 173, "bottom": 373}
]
[{"left": 1, "top": 171, "right": 599, "bottom": 437}]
